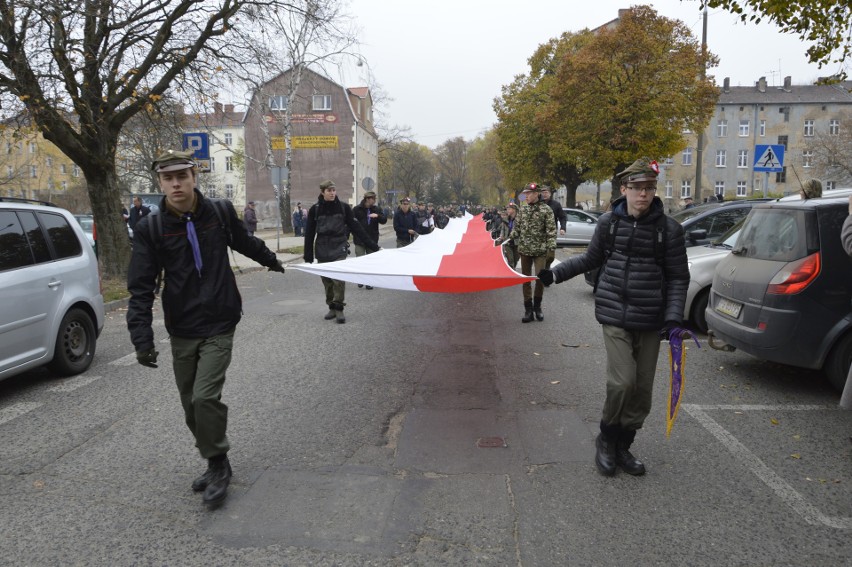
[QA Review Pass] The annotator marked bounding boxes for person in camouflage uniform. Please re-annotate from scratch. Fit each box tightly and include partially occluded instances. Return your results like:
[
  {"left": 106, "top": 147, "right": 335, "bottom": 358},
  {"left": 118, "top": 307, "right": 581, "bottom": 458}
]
[{"left": 503, "top": 183, "right": 557, "bottom": 322}]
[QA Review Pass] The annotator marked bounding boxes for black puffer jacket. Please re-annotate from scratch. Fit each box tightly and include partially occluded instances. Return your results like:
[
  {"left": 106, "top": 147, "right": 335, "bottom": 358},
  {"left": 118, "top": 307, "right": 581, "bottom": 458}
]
[
  {"left": 551, "top": 196, "right": 689, "bottom": 331},
  {"left": 127, "top": 191, "right": 280, "bottom": 351},
  {"left": 303, "top": 196, "right": 378, "bottom": 263}
]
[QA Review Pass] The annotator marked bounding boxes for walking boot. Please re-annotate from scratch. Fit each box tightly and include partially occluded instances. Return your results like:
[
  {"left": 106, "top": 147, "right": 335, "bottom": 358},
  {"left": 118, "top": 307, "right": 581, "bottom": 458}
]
[
  {"left": 324, "top": 307, "right": 336, "bottom": 320},
  {"left": 332, "top": 302, "right": 346, "bottom": 324},
  {"left": 522, "top": 299, "right": 534, "bottom": 323},
  {"left": 595, "top": 422, "right": 618, "bottom": 476},
  {"left": 616, "top": 428, "right": 646, "bottom": 476},
  {"left": 202, "top": 455, "right": 232, "bottom": 506},
  {"left": 533, "top": 297, "right": 544, "bottom": 321},
  {"left": 191, "top": 461, "right": 216, "bottom": 492}
]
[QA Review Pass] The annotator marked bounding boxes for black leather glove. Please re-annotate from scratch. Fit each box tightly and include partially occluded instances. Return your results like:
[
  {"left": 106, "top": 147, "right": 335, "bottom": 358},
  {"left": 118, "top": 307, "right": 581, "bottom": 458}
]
[
  {"left": 303, "top": 255, "right": 314, "bottom": 264},
  {"left": 660, "top": 321, "right": 682, "bottom": 340},
  {"left": 537, "top": 268, "right": 555, "bottom": 287},
  {"left": 136, "top": 348, "right": 159, "bottom": 368},
  {"left": 268, "top": 259, "right": 286, "bottom": 273}
]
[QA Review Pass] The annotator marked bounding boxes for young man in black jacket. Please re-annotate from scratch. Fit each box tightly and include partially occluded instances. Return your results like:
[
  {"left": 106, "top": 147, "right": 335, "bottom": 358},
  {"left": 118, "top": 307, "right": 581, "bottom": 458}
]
[
  {"left": 126, "top": 150, "right": 286, "bottom": 507},
  {"left": 393, "top": 196, "right": 418, "bottom": 247},
  {"left": 351, "top": 190, "right": 386, "bottom": 289},
  {"left": 538, "top": 158, "right": 689, "bottom": 477},
  {"left": 303, "top": 180, "right": 379, "bottom": 323}
]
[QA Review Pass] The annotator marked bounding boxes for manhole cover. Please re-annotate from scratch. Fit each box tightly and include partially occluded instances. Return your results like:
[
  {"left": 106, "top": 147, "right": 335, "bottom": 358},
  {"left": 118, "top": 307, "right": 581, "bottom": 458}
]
[{"left": 477, "top": 437, "right": 507, "bottom": 448}]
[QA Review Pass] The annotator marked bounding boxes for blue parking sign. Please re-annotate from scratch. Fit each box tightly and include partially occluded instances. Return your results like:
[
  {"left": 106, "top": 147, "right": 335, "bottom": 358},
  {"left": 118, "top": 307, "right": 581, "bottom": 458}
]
[{"left": 182, "top": 133, "right": 209, "bottom": 160}]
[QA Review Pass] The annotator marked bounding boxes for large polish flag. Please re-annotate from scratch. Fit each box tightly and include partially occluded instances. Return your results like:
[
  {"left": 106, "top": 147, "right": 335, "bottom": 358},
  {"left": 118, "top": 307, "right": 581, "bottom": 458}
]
[{"left": 291, "top": 214, "right": 536, "bottom": 293}]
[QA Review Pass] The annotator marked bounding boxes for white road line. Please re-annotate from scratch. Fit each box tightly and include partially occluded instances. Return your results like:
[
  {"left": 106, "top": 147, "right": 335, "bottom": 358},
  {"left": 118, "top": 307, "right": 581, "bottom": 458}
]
[
  {"left": 46, "top": 375, "right": 101, "bottom": 393},
  {"left": 0, "top": 402, "right": 41, "bottom": 426},
  {"left": 683, "top": 404, "right": 852, "bottom": 530}
]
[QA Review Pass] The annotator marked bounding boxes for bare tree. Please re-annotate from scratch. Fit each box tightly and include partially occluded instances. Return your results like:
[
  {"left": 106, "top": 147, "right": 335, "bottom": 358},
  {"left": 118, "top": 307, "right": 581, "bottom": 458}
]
[
  {"left": 434, "top": 137, "right": 470, "bottom": 203},
  {"left": 0, "top": 0, "right": 302, "bottom": 279},
  {"left": 806, "top": 129, "right": 852, "bottom": 187}
]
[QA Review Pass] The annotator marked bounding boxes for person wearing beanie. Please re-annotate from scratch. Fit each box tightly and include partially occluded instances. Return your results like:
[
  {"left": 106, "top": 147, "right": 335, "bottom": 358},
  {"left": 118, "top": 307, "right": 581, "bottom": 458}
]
[{"left": 801, "top": 179, "right": 823, "bottom": 200}]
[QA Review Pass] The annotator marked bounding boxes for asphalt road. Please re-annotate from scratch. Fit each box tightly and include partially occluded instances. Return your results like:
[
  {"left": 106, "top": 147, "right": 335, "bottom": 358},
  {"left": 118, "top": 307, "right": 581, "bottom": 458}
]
[{"left": 1, "top": 241, "right": 850, "bottom": 566}]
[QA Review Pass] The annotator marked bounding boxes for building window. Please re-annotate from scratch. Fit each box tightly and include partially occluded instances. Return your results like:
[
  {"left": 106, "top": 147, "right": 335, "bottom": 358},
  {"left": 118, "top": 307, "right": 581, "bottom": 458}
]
[
  {"left": 736, "top": 181, "right": 747, "bottom": 197},
  {"left": 778, "top": 135, "right": 788, "bottom": 148},
  {"left": 737, "top": 149, "right": 748, "bottom": 168},
  {"left": 682, "top": 147, "right": 692, "bottom": 166},
  {"left": 269, "top": 95, "right": 288, "bottom": 112},
  {"left": 28, "top": 142, "right": 36, "bottom": 154},
  {"left": 225, "top": 184, "right": 234, "bottom": 199},
  {"left": 665, "top": 180, "right": 673, "bottom": 198},
  {"left": 714, "top": 181, "right": 725, "bottom": 196},
  {"left": 803, "top": 150, "right": 813, "bottom": 168},
  {"left": 60, "top": 164, "right": 67, "bottom": 174},
  {"left": 717, "top": 120, "right": 728, "bottom": 137},
  {"left": 72, "top": 165, "right": 79, "bottom": 177},
  {"left": 715, "top": 150, "right": 726, "bottom": 167},
  {"left": 829, "top": 119, "right": 840, "bottom": 136},
  {"left": 224, "top": 133, "right": 232, "bottom": 146},
  {"left": 209, "top": 157, "right": 215, "bottom": 172},
  {"left": 826, "top": 181, "right": 835, "bottom": 190},
  {"left": 30, "top": 165, "right": 37, "bottom": 178},
  {"left": 776, "top": 167, "right": 787, "bottom": 183},
  {"left": 662, "top": 156, "right": 674, "bottom": 166},
  {"left": 46, "top": 156, "right": 52, "bottom": 167},
  {"left": 61, "top": 180, "right": 67, "bottom": 191},
  {"left": 738, "top": 120, "right": 750, "bottom": 137},
  {"left": 759, "top": 120, "right": 766, "bottom": 137},
  {"left": 312, "top": 94, "right": 332, "bottom": 111},
  {"left": 803, "top": 119, "right": 814, "bottom": 137},
  {"left": 225, "top": 156, "right": 233, "bottom": 172},
  {"left": 681, "top": 180, "right": 691, "bottom": 198}
]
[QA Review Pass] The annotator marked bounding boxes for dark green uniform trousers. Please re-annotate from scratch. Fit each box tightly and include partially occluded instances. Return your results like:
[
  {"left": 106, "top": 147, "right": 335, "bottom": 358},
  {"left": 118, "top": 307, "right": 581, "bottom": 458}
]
[
  {"left": 601, "top": 325, "right": 661, "bottom": 430},
  {"left": 171, "top": 328, "right": 234, "bottom": 459}
]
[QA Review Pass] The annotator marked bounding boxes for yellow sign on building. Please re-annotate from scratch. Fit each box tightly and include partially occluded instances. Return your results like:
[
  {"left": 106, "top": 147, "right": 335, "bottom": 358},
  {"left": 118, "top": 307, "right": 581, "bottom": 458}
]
[
  {"left": 270, "top": 136, "right": 286, "bottom": 150},
  {"left": 291, "top": 136, "right": 339, "bottom": 149}
]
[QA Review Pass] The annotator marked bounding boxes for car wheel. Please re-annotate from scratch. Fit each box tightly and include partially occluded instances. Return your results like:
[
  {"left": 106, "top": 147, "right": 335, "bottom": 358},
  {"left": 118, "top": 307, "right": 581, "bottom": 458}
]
[
  {"left": 824, "top": 332, "right": 852, "bottom": 393},
  {"left": 48, "top": 308, "right": 97, "bottom": 376},
  {"left": 690, "top": 288, "right": 710, "bottom": 335}
]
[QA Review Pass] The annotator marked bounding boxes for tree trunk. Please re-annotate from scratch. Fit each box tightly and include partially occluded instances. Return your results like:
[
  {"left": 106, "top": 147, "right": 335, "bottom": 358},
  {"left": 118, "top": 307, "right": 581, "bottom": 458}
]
[{"left": 85, "top": 165, "right": 132, "bottom": 281}]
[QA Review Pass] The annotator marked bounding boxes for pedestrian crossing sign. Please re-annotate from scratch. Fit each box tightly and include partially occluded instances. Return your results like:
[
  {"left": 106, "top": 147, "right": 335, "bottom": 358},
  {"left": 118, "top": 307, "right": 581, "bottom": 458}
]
[{"left": 753, "top": 144, "right": 785, "bottom": 172}]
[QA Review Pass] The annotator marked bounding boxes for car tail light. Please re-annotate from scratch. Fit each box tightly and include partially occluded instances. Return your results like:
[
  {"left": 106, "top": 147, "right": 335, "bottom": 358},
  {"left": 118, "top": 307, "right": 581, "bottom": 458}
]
[
  {"left": 767, "top": 252, "right": 820, "bottom": 295},
  {"left": 92, "top": 221, "right": 97, "bottom": 241}
]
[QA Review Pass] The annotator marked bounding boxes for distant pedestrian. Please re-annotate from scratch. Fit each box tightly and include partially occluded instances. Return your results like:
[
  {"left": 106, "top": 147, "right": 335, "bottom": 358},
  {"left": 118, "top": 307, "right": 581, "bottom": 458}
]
[
  {"left": 128, "top": 196, "right": 150, "bottom": 232},
  {"left": 126, "top": 150, "right": 286, "bottom": 507},
  {"left": 498, "top": 203, "right": 519, "bottom": 269},
  {"left": 682, "top": 196, "right": 695, "bottom": 210},
  {"left": 303, "top": 180, "right": 379, "bottom": 323},
  {"left": 243, "top": 201, "right": 257, "bottom": 237},
  {"left": 352, "top": 190, "right": 386, "bottom": 289},
  {"left": 293, "top": 203, "right": 305, "bottom": 236},
  {"left": 393, "top": 197, "right": 418, "bottom": 247}
]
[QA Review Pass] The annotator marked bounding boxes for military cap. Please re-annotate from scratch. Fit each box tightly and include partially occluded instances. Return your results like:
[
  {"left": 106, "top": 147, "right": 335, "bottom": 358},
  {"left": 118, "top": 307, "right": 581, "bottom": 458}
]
[
  {"left": 522, "top": 182, "right": 541, "bottom": 193},
  {"left": 618, "top": 157, "right": 660, "bottom": 184},
  {"left": 506, "top": 202, "right": 518, "bottom": 210},
  {"left": 151, "top": 149, "right": 196, "bottom": 173},
  {"left": 319, "top": 180, "right": 336, "bottom": 190},
  {"left": 399, "top": 196, "right": 411, "bottom": 204},
  {"left": 363, "top": 191, "right": 377, "bottom": 199},
  {"left": 801, "top": 179, "right": 822, "bottom": 199}
]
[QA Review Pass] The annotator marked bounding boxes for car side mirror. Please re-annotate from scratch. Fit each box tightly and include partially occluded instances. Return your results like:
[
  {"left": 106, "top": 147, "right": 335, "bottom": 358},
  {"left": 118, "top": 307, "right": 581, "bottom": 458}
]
[{"left": 688, "top": 228, "right": 708, "bottom": 243}]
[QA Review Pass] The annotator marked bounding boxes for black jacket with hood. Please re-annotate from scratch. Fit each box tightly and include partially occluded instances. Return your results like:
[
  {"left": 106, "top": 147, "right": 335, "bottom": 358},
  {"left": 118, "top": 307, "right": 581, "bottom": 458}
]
[
  {"left": 550, "top": 196, "right": 689, "bottom": 331},
  {"left": 303, "top": 196, "right": 378, "bottom": 263}
]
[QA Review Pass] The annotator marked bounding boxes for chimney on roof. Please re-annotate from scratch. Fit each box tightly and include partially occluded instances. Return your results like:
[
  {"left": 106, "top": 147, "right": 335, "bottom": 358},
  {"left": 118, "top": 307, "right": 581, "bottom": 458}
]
[
  {"left": 783, "top": 76, "right": 791, "bottom": 92},
  {"left": 723, "top": 77, "right": 730, "bottom": 93},
  {"left": 618, "top": 8, "right": 629, "bottom": 19},
  {"left": 757, "top": 76, "right": 767, "bottom": 93},
  {"left": 224, "top": 104, "right": 234, "bottom": 114},
  {"left": 213, "top": 101, "right": 223, "bottom": 115}
]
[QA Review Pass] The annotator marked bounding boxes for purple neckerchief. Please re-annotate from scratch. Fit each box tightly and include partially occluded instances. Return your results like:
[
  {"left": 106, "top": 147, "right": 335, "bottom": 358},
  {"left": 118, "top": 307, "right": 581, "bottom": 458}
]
[{"left": 182, "top": 212, "right": 203, "bottom": 277}]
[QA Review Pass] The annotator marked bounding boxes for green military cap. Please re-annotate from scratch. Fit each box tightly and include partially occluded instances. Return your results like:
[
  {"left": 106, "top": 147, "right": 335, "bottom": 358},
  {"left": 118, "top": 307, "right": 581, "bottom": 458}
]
[
  {"left": 522, "top": 182, "right": 541, "bottom": 193},
  {"left": 151, "top": 149, "right": 196, "bottom": 172},
  {"left": 801, "top": 179, "right": 822, "bottom": 199},
  {"left": 506, "top": 202, "right": 518, "bottom": 210},
  {"left": 319, "top": 180, "right": 336, "bottom": 190},
  {"left": 363, "top": 191, "right": 377, "bottom": 199},
  {"left": 617, "top": 157, "right": 660, "bottom": 184}
]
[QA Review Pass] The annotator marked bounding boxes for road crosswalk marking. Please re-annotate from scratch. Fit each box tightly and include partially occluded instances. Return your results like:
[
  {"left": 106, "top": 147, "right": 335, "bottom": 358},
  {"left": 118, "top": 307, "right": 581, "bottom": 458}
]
[
  {"left": 0, "top": 402, "right": 41, "bottom": 426},
  {"left": 46, "top": 375, "right": 102, "bottom": 393}
]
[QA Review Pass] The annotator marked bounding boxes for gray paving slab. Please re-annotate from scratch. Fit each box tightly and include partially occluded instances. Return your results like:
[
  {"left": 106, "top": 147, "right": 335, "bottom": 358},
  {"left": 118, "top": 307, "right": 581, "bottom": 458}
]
[{"left": 517, "top": 409, "right": 596, "bottom": 464}]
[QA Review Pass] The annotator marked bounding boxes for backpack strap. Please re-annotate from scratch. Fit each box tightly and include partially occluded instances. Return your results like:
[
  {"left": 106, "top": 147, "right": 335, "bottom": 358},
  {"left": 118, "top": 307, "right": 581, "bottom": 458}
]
[
  {"left": 604, "top": 215, "right": 619, "bottom": 258},
  {"left": 208, "top": 198, "right": 233, "bottom": 247},
  {"left": 653, "top": 215, "right": 667, "bottom": 267}
]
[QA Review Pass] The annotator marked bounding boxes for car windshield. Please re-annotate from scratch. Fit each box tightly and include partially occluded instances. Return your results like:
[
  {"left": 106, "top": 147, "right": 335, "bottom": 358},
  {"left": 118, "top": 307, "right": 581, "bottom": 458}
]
[
  {"left": 76, "top": 217, "right": 93, "bottom": 231},
  {"left": 732, "top": 209, "right": 808, "bottom": 262},
  {"left": 670, "top": 203, "right": 720, "bottom": 223},
  {"left": 709, "top": 217, "right": 746, "bottom": 249}
]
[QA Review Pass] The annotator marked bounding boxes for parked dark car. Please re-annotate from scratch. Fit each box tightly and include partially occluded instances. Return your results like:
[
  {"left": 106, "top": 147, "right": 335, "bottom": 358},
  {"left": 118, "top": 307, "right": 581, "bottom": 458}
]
[
  {"left": 705, "top": 196, "right": 852, "bottom": 391},
  {"left": 671, "top": 198, "right": 773, "bottom": 247}
]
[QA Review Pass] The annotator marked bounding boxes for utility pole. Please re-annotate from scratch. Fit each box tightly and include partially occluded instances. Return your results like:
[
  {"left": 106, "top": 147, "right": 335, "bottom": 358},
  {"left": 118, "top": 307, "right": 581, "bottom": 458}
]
[{"left": 694, "top": 5, "right": 708, "bottom": 203}]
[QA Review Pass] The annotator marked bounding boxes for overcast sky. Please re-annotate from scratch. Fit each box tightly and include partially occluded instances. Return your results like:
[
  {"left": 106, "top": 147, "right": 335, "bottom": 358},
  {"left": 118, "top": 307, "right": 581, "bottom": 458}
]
[{"left": 337, "top": 0, "right": 840, "bottom": 148}]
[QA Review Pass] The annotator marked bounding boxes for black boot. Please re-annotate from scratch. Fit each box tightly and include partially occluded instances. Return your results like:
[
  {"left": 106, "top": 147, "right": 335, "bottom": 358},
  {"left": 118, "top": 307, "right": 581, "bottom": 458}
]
[
  {"left": 202, "top": 455, "right": 232, "bottom": 506},
  {"left": 595, "top": 422, "right": 618, "bottom": 476},
  {"left": 331, "top": 302, "right": 346, "bottom": 324},
  {"left": 522, "top": 299, "right": 534, "bottom": 323},
  {"left": 323, "top": 307, "right": 336, "bottom": 320},
  {"left": 616, "top": 428, "right": 646, "bottom": 476},
  {"left": 191, "top": 461, "right": 215, "bottom": 492},
  {"left": 533, "top": 297, "right": 544, "bottom": 321}
]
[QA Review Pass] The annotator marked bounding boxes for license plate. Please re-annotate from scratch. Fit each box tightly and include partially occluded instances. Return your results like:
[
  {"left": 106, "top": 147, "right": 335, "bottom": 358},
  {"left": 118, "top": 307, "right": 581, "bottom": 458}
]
[{"left": 715, "top": 297, "right": 743, "bottom": 318}]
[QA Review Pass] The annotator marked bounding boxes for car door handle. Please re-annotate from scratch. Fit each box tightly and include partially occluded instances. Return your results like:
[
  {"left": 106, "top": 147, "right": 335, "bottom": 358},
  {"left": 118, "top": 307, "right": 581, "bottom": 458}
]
[{"left": 48, "top": 280, "right": 62, "bottom": 288}]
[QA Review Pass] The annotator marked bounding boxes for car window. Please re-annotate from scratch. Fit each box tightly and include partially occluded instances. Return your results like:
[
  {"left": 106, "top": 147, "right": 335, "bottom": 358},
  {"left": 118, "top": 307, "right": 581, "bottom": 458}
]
[
  {"left": 18, "top": 211, "right": 52, "bottom": 263},
  {"left": 0, "top": 210, "right": 35, "bottom": 271},
  {"left": 565, "top": 211, "right": 590, "bottom": 223},
  {"left": 37, "top": 211, "right": 82, "bottom": 259},
  {"left": 707, "top": 208, "right": 748, "bottom": 238},
  {"left": 735, "top": 209, "right": 808, "bottom": 262}
]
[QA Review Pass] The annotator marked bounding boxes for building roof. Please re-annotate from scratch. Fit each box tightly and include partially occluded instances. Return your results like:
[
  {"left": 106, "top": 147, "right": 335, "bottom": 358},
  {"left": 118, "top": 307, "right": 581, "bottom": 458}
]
[
  {"left": 183, "top": 104, "right": 245, "bottom": 128},
  {"left": 718, "top": 80, "right": 852, "bottom": 105}
]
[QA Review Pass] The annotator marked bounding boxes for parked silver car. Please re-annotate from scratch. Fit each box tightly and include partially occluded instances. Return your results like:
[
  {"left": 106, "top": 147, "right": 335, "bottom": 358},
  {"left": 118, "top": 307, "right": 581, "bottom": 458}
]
[
  {"left": 556, "top": 208, "right": 599, "bottom": 246},
  {"left": 684, "top": 220, "right": 743, "bottom": 333},
  {"left": 0, "top": 199, "right": 104, "bottom": 381}
]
